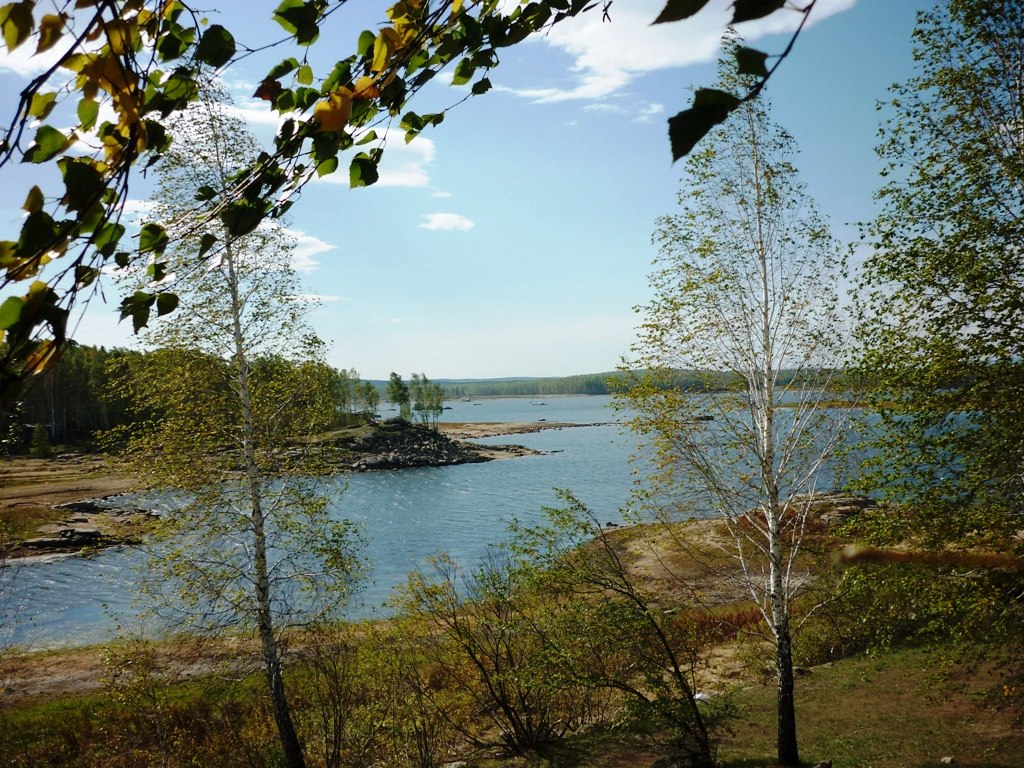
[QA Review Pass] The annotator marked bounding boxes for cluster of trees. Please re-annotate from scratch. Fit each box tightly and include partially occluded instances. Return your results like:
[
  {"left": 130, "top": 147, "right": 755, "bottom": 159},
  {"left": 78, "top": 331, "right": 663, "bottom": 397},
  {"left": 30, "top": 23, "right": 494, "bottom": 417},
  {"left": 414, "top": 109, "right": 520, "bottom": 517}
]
[
  {"left": 1, "top": 344, "right": 136, "bottom": 446},
  {"left": 441, "top": 373, "right": 621, "bottom": 397},
  {"left": 0, "top": 343, "right": 384, "bottom": 450},
  {"left": 386, "top": 372, "right": 444, "bottom": 428},
  {"left": 331, "top": 368, "right": 381, "bottom": 423}
]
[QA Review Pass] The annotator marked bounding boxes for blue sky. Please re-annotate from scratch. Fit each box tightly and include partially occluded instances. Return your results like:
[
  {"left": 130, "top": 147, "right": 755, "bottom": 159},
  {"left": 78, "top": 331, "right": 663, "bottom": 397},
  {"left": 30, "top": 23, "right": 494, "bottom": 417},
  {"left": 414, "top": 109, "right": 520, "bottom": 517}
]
[{"left": 0, "top": 0, "right": 932, "bottom": 380}]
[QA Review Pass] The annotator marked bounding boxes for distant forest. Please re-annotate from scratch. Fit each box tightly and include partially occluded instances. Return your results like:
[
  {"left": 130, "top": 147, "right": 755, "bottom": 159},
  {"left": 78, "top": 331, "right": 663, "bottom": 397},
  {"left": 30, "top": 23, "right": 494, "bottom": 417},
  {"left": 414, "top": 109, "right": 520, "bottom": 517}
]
[{"left": 5, "top": 343, "right": 844, "bottom": 451}]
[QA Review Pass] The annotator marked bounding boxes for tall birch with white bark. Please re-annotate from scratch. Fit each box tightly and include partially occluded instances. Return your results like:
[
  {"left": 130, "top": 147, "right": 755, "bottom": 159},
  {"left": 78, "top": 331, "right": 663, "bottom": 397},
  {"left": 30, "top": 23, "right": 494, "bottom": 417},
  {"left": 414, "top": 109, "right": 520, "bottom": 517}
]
[{"left": 620, "top": 65, "right": 844, "bottom": 767}]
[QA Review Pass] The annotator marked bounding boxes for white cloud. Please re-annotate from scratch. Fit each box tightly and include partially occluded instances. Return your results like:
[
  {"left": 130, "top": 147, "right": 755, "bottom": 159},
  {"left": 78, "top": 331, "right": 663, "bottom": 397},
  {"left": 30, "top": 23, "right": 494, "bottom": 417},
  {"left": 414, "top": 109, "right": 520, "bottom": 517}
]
[
  {"left": 419, "top": 213, "right": 475, "bottom": 232},
  {"left": 634, "top": 102, "right": 666, "bottom": 123},
  {"left": 0, "top": 44, "right": 64, "bottom": 77},
  {"left": 313, "top": 134, "right": 436, "bottom": 188},
  {"left": 433, "top": 190, "right": 453, "bottom": 199},
  {"left": 122, "top": 199, "right": 158, "bottom": 217},
  {"left": 505, "top": 0, "right": 857, "bottom": 103},
  {"left": 284, "top": 228, "right": 337, "bottom": 273}
]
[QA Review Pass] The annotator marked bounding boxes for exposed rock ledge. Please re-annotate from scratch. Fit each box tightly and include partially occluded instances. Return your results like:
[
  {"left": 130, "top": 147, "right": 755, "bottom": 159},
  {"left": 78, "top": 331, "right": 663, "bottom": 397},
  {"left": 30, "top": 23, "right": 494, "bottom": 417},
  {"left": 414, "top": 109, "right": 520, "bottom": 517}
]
[{"left": 318, "top": 418, "right": 543, "bottom": 471}]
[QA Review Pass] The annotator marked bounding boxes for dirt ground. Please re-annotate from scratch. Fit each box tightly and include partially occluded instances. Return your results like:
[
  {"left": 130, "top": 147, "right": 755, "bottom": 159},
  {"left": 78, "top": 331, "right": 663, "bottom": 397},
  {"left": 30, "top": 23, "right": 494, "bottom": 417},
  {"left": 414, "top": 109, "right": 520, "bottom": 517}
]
[{"left": 0, "top": 454, "right": 137, "bottom": 508}]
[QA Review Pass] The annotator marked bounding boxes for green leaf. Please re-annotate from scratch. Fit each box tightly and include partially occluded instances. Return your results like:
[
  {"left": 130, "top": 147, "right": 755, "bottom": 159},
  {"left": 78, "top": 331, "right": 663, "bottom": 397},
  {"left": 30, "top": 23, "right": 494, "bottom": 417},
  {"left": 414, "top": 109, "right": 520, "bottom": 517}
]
[
  {"left": 29, "top": 92, "right": 57, "bottom": 120},
  {"left": 139, "top": 222, "right": 169, "bottom": 255},
  {"left": 75, "top": 265, "right": 100, "bottom": 287},
  {"left": 472, "top": 77, "right": 492, "bottom": 95},
  {"left": 221, "top": 199, "right": 268, "bottom": 237},
  {"left": 736, "top": 46, "right": 769, "bottom": 78},
  {"left": 297, "top": 63, "right": 313, "bottom": 85},
  {"left": 349, "top": 153, "right": 379, "bottom": 188},
  {"left": 668, "top": 89, "right": 740, "bottom": 161},
  {"left": 452, "top": 58, "right": 476, "bottom": 86},
  {"left": 93, "top": 222, "right": 124, "bottom": 256},
  {"left": 195, "top": 185, "right": 217, "bottom": 201},
  {"left": 652, "top": 0, "right": 712, "bottom": 24},
  {"left": 157, "top": 28, "right": 193, "bottom": 61},
  {"left": 23, "top": 125, "right": 68, "bottom": 163},
  {"left": 119, "top": 291, "right": 155, "bottom": 333},
  {"left": 316, "top": 156, "right": 339, "bottom": 177},
  {"left": 77, "top": 97, "right": 99, "bottom": 130},
  {"left": 274, "top": 0, "right": 320, "bottom": 45},
  {"left": 0, "top": 1, "right": 34, "bottom": 52},
  {"left": 0, "top": 296, "right": 24, "bottom": 329},
  {"left": 156, "top": 292, "right": 179, "bottom": 317},
  {"left": 732, "top": 0, "right": 785, "bottom": 23},
  {"left": 59, "top": 159, "right": 105, "bottom": 212},
  {"left": 17, "top": 210, "right": 59, "bottom": 256},
  {"left": 195, "top": 24, "right": 236, "bottom": 68},
  {"left": 322, "top": 59, "right": 353, "bottom": 92},
  {"left": 357, "top": 29, "right": 375, "bottom": 58},
  {"left": 147, "top": 261, "right": 167, "bottom": 282},
  {"left": 267, "top": 57, "right": 300, "bottom": 80},
  {"left": 198, "top": 233, "right": 218, "bottom": 258}
]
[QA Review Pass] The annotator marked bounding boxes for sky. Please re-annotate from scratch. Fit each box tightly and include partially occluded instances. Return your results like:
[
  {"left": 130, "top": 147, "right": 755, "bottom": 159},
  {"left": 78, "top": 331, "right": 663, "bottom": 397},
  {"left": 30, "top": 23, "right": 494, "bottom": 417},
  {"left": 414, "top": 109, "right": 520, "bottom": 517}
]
[{"left": 0, "top": 0, "right": 934, "bottom": 380}]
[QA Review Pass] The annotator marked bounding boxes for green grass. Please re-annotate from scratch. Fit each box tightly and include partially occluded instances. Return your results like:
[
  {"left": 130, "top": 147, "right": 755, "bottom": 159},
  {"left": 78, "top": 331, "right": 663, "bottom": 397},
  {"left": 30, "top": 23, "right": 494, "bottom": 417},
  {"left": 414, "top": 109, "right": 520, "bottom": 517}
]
[{"left": 718, "top": 647, "right": 1022, "bottom": 767}]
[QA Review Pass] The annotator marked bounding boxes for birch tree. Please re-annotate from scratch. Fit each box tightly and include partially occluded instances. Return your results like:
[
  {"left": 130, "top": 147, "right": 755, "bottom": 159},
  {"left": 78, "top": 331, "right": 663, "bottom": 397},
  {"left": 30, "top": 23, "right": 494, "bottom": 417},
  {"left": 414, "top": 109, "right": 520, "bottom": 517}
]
[
  {"left": 111, "top": 81, "right": 362, "bottom": 768},
  {"left": 619, "top": 59, "right": 844, "bottom": 767}
]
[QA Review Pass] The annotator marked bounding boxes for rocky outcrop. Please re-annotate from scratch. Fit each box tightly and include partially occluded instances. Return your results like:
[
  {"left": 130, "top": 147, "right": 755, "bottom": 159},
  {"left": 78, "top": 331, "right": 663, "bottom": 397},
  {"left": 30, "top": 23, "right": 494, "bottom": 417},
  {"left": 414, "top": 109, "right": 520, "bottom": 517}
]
[
  {"left": 321, "top": 419, "right": 538, "bottom": 471},
  {"left": 10, "top": 494, "right": 152, "bottom": 556}
]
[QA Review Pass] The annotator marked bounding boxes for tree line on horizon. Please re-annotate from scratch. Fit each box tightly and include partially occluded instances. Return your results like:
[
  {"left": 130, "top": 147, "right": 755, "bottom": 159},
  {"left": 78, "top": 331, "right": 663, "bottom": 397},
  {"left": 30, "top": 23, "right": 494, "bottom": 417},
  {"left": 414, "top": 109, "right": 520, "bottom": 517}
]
[{"left": 5, "top": 344, "right": 864, "bottom": 451}]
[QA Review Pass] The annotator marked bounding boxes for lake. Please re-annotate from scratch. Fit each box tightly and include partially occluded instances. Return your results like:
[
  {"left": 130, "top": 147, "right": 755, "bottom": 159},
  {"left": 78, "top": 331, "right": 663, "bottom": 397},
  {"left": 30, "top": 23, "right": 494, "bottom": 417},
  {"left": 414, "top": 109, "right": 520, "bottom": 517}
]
[
  {"left": 1, "top": 394, "right": 861, "bottom": 650},
  {"left": 2, "top": 396, "right": 641, "bottom": 650}
]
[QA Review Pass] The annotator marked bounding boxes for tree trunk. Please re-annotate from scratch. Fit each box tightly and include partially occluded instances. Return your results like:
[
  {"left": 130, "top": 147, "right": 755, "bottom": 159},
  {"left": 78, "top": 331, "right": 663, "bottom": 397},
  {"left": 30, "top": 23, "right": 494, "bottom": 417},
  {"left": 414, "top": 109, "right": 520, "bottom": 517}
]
[
  {"left": 776, "top": 623, "right": 800, "bottom": 766},
  {"left": 226, "top": 244, "right": 306, "bottom": 768}
]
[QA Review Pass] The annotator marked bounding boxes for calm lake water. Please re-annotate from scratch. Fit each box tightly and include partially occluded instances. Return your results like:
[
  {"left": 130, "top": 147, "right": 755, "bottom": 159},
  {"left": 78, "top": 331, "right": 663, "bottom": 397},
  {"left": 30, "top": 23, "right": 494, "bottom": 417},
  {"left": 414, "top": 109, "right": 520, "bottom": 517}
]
[{"left": 2, "top": 396, "right": 641, "bottom": 650}]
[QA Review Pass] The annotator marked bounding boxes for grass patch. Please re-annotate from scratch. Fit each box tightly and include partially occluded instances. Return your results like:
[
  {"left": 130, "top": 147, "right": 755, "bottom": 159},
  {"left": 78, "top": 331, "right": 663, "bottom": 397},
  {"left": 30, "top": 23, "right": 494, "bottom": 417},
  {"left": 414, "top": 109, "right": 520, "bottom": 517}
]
[
  {"left": 0, "top": 505, "right": 64, "bottom": 540},
  {"left": 719, "top": 646, "right": 1023, "bottom": 767}
]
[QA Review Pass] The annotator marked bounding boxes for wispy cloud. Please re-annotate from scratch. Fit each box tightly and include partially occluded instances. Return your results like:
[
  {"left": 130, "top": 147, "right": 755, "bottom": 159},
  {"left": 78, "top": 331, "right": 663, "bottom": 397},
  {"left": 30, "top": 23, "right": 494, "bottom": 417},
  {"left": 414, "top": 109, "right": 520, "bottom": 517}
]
[
  {"left": 504, "top": 0, "right": 857, "bottom": 103},
  {"left": 285, "top": 228, "right": 337, "bottom": 273},
  {"left": 419, "top": 213, "right": 475, "bottom": 231},
  {"left": 634, "top": 102, "right": 665, "bottom": 123}
]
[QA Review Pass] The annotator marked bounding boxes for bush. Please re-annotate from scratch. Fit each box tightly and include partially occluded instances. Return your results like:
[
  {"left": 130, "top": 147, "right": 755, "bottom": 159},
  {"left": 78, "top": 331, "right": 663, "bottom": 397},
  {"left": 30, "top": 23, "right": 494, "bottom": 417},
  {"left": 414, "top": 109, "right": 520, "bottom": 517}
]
[{"left": 29, "top": 423, "right": 50, "bottom": 458}]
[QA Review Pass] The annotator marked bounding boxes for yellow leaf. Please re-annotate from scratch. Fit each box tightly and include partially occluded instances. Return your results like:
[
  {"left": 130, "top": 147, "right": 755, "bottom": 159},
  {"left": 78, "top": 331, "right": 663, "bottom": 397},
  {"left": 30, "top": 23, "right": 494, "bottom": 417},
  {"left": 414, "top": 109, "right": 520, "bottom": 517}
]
[
  {"left": 104, "top": 18, "right": 134, "bottom": 55},
  {"left": 372, "top": 28, "right": 399, "bottom": 73},
  {"left": 313, "top": 88, "right": 352, "bottom": 132},
  {"left": 451, "top": 0, "right": 464, "bottom": 16},
  {"left": 393, "top": 14, "right": 419, "bottom": 46},
  {"left": 352, "top": 75, "right": 379, "bottom": 100},
  {"left": 26, "top": 339, "right": 60, "bottom": 376},
  {"left": 62, "top": 52, "right": 88, "bottom": 73},
  {"left": 36, "top": 13, "right": 64, "bottom": 54},
  {"left": 22, "top": 186, "right": 44, "bottom": 214}
]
